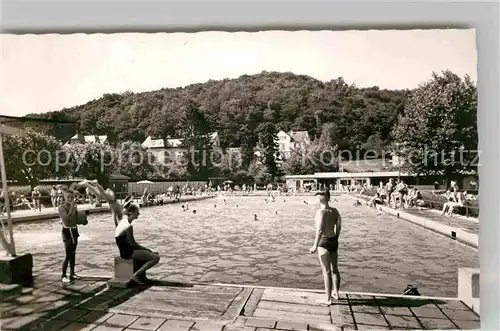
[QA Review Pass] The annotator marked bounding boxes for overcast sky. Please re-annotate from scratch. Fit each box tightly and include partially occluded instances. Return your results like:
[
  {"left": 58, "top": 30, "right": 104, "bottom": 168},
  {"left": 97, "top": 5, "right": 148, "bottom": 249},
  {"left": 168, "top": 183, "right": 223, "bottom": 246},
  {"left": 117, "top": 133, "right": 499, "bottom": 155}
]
[{"left": 0, "top": 29, "right": 476, "bottom": 117}]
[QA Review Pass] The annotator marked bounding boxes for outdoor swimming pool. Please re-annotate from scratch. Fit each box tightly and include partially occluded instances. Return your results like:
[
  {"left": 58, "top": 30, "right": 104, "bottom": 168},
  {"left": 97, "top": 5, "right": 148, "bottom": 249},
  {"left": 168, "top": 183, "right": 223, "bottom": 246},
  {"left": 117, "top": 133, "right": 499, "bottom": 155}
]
[{"left": 11, "top": 195, "right": 479, "bottom": 297}]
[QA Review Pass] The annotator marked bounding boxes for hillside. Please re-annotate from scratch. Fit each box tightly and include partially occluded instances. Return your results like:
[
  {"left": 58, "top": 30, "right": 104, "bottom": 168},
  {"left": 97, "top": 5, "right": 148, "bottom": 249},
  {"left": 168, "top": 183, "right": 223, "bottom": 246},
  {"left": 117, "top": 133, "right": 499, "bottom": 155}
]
[{"left": 29, "top": 71, "right": 408, "bottom": 152}]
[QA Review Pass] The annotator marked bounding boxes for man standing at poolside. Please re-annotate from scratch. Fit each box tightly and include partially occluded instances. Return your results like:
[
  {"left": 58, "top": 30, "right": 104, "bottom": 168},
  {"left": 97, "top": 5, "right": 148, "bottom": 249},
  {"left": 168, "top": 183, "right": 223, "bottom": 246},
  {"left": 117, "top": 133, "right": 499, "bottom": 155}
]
[{"left": 310, "top": 190, "right": 342, "bottom": 305}]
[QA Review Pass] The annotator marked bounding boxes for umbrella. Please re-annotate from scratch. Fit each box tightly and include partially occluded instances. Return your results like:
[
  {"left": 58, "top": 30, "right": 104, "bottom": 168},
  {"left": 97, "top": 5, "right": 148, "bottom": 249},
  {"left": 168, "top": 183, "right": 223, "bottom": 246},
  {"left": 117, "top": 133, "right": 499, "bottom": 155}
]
[{"left": 137, "top": 180, "right": 154, "bottom": 184}]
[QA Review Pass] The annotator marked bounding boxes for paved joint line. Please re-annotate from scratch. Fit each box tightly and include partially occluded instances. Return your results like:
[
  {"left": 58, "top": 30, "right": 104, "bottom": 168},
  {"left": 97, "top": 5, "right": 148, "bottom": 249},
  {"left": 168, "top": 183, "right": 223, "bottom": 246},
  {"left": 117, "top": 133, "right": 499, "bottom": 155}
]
[
  {"left": 238, "top": 287, "right": 255, "bottom": 317},
  {"left": 407, "top": 304, "right": 427, "bottom": 330},
  {"left": 345, "top": 294, "right": 358, "bottom": 330},
  {"left": 431, "top": 300, "right": 461, "bottom": 330},
  {"left": 374, "top": 298, "right": 392, "bottom": 329}
]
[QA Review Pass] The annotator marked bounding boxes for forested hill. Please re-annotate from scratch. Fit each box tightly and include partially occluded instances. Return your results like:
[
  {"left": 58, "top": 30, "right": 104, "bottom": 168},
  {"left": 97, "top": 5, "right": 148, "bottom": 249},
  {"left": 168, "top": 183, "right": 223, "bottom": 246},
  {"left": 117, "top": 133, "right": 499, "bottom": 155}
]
[{"left": 29, "top": 71, "right": 408, "bottom": 152}]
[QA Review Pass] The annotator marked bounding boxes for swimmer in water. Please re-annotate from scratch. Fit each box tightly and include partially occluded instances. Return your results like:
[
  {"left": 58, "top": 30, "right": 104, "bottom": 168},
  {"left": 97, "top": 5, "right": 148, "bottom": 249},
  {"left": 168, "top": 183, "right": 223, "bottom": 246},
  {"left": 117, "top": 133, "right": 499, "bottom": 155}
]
[
  {"left": 253, "top": 214, "right": 257, "bottom": 220},
  {"left": 304, "top": 201, "right": 308, "bottom": 205},
  {"left": 214, "top": 204, "right": 217, "bottom": 208},
  {"left": 275, "top": 210, "right": 278, "bottom": 215},
  {"left": 353, "top": 200, "right": 362, "bottom": 206},
  {"left": 193, "top": 210, "right": 196, "bottom": 214},
  {"left": 236, "top": 204, "right": 238, "bottom": 208}
]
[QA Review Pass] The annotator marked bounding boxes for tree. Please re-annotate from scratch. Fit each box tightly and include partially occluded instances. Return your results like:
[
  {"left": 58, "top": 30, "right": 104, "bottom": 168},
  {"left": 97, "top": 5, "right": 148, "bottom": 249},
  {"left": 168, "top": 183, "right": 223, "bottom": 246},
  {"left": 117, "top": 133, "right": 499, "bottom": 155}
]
[
  {"left": 2, "top": 130, "right": 63, "bottom": 190},
  {"left": 247, "top": 160, "right": 272, "bottom": 186},
  {"left": 62, "top": 142, "right": 115, "bottom": 187},
  {"left": 282, "top": 148, "right": 316, "bottom": 175},
  {"left": 165, "top": 161, "right": 188, "bottom": 180},
  {"left": 239, "top": 125, "right": 258, "bottom": 168},
  {"left": 283, "top": 124, "right": 340, "bottom": 175},
  {"left": 361, "top": 133, "right": 385, "bottom": 157},
  {"left": 391, "top": 70, "right": 477, "bottom": 183},
  {"left": 113, "top": 141, "right": 163, "bottom": 180},
  {"left": 180, "top": 101, "right": 214, "bottom": 180},
  {"left": 256, "top": 122, "right": 282, "bottom": 180},
  {"left": 29, "top": 71, "right": 405, "bottom": 158}
]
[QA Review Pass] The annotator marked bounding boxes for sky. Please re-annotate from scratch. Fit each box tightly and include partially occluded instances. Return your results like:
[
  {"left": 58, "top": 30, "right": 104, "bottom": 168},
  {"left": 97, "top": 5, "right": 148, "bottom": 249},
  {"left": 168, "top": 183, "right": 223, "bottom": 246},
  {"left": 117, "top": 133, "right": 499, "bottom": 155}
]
[{"left": 0, "top": 29, "right": 477, "bottom": 117}]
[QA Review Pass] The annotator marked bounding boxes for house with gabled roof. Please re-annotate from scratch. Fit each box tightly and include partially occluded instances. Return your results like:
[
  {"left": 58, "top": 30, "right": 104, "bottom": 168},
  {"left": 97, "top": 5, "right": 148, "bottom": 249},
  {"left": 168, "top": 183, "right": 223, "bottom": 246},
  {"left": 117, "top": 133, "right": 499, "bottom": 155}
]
[
  {"left": 64, "top": 134, "right": 108, "bottom": 146},
  {"left": 141, "top": 132, "right": 220, "bottom": 164},
  {"left": 275, "top": 130, "right": 311, "bottom": 159}
]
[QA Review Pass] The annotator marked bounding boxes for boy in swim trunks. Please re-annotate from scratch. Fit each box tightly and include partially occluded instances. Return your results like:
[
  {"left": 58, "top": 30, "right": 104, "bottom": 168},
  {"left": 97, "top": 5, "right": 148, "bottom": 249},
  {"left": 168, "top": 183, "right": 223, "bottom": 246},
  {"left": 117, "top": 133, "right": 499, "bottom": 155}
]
[{"left": 310, "top": 190, "right": 342, "bottom": 305}]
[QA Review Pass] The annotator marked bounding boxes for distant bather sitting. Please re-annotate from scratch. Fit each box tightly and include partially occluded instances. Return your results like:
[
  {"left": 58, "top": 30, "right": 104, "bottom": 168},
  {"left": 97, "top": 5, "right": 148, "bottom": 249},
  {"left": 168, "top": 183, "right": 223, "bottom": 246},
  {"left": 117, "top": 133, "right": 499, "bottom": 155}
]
[
  {"left": 440, "top": 184, "right": 465, "bottom": 217},
  {"left": 368, "top": 193, "right": 384, "bottom": 208}
]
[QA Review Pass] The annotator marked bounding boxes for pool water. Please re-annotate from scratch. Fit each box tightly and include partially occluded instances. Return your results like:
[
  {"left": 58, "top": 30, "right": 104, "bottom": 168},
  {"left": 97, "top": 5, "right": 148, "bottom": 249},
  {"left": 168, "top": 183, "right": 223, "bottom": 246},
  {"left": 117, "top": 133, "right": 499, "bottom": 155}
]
[{"left": 11, "top": 195, "right": 479, "bottom": 297}]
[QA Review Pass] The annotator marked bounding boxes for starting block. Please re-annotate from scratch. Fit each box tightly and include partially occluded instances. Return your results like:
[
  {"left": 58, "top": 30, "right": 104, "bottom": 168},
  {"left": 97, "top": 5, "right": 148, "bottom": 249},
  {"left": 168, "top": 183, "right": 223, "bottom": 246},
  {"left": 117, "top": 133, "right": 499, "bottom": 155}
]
[{"left": 107, "top": 256, "right": 146, "bottom": 288}]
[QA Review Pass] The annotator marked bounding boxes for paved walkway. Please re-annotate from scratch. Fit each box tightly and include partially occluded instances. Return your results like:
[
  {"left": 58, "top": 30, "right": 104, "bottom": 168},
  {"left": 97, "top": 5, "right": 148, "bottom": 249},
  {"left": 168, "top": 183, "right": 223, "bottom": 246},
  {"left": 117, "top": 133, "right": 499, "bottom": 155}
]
[
  {"left": 402, "top": 209, "right": 478, "bottom": 234},
  {"left": 352, "top": 194, "right": 478, "bottom": 236},
  {"left": 0, "top": 274, "right": 480, "bottom": 331}
]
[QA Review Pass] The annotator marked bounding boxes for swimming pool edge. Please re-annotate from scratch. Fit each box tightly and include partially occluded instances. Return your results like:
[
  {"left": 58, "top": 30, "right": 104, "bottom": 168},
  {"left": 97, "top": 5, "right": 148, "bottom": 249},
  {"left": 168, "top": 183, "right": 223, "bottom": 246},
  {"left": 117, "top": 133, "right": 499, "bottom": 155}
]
[
  {"left": 6, "top": 195, "right": 217, "bottom": 224},
  {"left": 342, "top": 194, "right": 479, "bottom": 249}
]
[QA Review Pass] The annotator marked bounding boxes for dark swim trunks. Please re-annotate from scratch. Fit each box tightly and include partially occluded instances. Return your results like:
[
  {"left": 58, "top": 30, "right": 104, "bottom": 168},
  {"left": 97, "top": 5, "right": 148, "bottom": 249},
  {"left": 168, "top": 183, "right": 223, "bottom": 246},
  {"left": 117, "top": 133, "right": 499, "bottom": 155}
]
[{"left": 319, "top": 236, "right": 338, "bottom": 252}]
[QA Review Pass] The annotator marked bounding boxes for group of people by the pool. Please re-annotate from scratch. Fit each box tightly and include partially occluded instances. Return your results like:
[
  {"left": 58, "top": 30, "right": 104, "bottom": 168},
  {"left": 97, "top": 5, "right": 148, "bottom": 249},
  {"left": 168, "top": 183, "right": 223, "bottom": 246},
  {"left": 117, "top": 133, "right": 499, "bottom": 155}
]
[
  {"left": 56, "top": 181, "right": 341, "bottom": 305},
  {"left": 364, "top": 178, "right": 425, "bottom": 210},
  {"left": 363, "top": 178, "right": 470, "bottom": 217},
  {"left": 57, "top": 181, "right": 160, "bottom": 285}
]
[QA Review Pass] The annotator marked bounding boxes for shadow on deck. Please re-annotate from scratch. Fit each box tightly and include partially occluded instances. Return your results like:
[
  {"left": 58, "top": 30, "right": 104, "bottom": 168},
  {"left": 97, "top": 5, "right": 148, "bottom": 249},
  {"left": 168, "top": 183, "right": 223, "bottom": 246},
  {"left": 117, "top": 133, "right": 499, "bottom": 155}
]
[{"left": 0, "top": 275, "right": 480, "bottom": 331}]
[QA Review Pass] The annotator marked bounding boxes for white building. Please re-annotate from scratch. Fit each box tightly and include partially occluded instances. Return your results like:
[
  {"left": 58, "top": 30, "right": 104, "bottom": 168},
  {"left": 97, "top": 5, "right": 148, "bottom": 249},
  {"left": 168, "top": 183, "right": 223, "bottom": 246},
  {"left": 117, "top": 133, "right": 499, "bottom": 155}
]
[
  {"left": 275, "top": 130, "right": 311, "bottom": 159},
  {"left": 65, "top": 134, "right": 108, "bottom": 146},
  {"left": 142, "top": 132, "right": 220, "bottom": 164}
]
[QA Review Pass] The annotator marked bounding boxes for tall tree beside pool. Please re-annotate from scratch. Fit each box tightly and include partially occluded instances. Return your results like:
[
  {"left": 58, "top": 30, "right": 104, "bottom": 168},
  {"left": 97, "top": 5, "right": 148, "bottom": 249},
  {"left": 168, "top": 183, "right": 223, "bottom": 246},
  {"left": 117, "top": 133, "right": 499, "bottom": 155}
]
[{"left": 391, "top": 70, "right": 478, "bottom": 184}]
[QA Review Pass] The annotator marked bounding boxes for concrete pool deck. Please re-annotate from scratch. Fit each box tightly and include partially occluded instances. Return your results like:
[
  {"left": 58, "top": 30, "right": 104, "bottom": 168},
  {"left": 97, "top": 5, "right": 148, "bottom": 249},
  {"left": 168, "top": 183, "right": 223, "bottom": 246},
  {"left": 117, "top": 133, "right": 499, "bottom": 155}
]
[
  {"left": 345, "top": 194, "right": 479, "bottom": 249},
  {"left": 1, "top": 195, "right": 216, "bottom": 225},
  {"left": 0, "top": 273, "right": 480, "bottom": 331}
]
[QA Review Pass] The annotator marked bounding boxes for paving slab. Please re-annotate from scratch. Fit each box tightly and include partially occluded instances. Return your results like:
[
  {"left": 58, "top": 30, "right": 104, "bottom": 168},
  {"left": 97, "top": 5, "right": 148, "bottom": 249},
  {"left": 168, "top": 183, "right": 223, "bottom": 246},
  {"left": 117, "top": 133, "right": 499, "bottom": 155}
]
[
  {"left": 156, "top": 319, "right": 194, "bottom": 331},
  {"left": 1, "top": 275, "right": 480, "bottom": 331}
]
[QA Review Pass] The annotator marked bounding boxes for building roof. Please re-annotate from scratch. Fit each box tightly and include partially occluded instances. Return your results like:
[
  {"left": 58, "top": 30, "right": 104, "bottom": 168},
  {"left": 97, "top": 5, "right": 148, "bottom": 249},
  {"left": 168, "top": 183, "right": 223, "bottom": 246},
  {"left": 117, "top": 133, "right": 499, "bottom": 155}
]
[
  {"left": 110, "top": 173, "right": 131, "bottom": 180},
  {"left": 65, "top": 134, "right": 108, "bottom": 145},
  {"left": 142, "top": 132, "right": 218, "bottom": 149},
  {"left": 285, "top": 171, "right": 414, "bottom": 180},
  {"left": 289, "top": 130, "right": 309, "bottom": 143},
  {"left": 84, "top": 135, "right": 108, "bottom": 143},
  {"left": 166, "top": 138, "right": 183, "bottom": 148}
]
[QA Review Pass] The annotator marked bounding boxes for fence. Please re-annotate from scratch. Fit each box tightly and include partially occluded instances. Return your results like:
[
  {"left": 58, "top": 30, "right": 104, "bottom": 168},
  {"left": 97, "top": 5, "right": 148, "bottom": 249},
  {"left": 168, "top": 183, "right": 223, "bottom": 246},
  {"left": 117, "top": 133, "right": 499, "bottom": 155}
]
[{"left": 127, "top": 181, "right": 207, "bottom": 195}]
